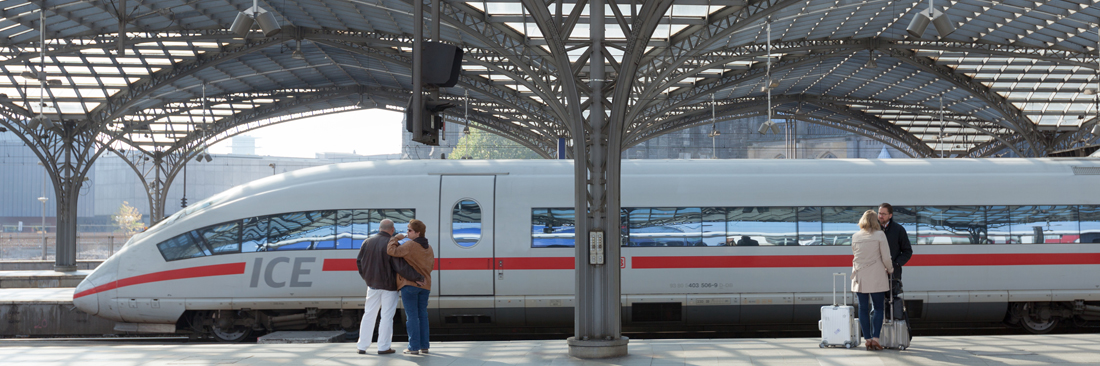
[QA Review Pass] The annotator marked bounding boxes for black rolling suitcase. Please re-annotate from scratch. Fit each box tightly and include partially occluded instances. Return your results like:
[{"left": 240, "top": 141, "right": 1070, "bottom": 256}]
[{"left": 879, "top": 272, "right": 911, "bottom": 350}]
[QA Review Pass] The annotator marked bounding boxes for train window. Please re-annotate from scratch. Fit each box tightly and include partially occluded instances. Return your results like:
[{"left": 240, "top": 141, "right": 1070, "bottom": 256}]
[
  {"left": 986, "top": 206, "right": 1012, "bottom": 244},
  {"left": 374, "top": 209, "right": 416, "bottom": 237},
  {"left": 532, "top": 208, "right": 575, "bottom": 248},
  {"left": 915, "top": 206, "right": 989, "bottom": 244},
  {"left": 241, "top": 216, "right": 269, "bottom": 252},
  {"left": 726, "top": 207, "right": 796, "bottom": 246},
  {"left": 268, "top": 211, "right": 337, "bottom": 251},
  {"left": 1080, "top": 206, "right": 1100, "bottom": 243},
  {"left": 625, "top": 207, "right": 702, "bottom": 247},
  {"left": 820, "top": 207, "right": 875, "bottom": 246},
  {"left": 335, "top": 210, "right": 371, "bottom": 249},
  {"left": 1007, "top": 206, "right": 1078, "bottom": 244},
  {"left": 195, "top": 221, "right": 241, "bottom": 254},
  {"left": 797, "top": 207, "right": 823, "bottom": 246},
  {"left": 452, "top": 200, "right": 482, "bottom": 247},
  {"left": 156, "top": 231, "right": 209, "bottom": 261},
  {"left": 890, "top": 206, "right": 919, "bottom": 245},
  {"left": 701, "top": 208, "right": 727, "bottom": 246}
]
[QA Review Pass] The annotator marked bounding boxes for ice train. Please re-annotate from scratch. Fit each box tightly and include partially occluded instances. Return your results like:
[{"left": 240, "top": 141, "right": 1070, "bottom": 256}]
[{"left": 72, "top": 159, "right": 1100, "bottom": 340}]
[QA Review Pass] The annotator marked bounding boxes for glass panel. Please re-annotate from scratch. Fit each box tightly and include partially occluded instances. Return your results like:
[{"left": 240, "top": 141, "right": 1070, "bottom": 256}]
[
  {"left": 625, "top": 207, "right": 702, "bottom": 247},
  {"left": 986, "top": 206, "right": 1012, "bottom": 244},
  {"left": 1008, "top": 206, "right": 1079, "bottom": 244},
  {"left": 797, "top": 207, "right": 822, "bottom": 246},
  {"left": 156, "top": 231, "right": 208, "bottom": 261},
  {"left": 726, "top": 207, "right": 797, "bottom": 246},
  {"left": 241, "top": 216, "right": 269, "bottom": 252},
  {"left": 336, "top": 210, "right": 371, "bottom": 249},
  {"left": 532, "top": 208, "right": 575, "bottom": 248},
  {"left": 195, "top": 221, "right": 241, "bottom": 254},
  {"left": 891, "top": 206, "right": 919, "bottom": 245},
  {"left": 452, "top": 200, "right": 482, "bottom": 247},
  {"left": 701, "top": 207, "right": 727, "bottom": 246},
  {"left": 374, "top": 209, "right": 415, "bottom": 236},
  {"left": 916, "top": 206, "right": 988, "bottom": 244},
  {"left": 1081, "top": 206, "right": 1100, "bottom": 243},
  {"left": 821, "top": 206, "right": 875, "bottom": 246},
  {"left": 265, "top": 211, "right": 336, "bottom": 251}
]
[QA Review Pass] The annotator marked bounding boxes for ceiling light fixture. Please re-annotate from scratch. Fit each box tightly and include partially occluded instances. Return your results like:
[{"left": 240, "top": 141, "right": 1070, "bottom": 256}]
[
  {"left": 907, "top": 0, "right": 956, "bottom": 39},
  {"left": 230, "top": 0, "right": 282, "bottom": 37}
]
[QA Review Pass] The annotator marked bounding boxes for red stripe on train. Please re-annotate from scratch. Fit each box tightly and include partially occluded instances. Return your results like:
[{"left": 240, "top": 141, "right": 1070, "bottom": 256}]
[
  {"left": 321, "top": 257, "right": 576, "bottom": 271},
  {"left": 73, "top": 262, "right": 246, "bottom": 299},
  {"left": 631, "top": 253, "right": 1100, "bottom": 269}
]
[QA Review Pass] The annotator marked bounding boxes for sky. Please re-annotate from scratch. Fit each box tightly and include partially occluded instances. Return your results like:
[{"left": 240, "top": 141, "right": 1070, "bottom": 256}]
[{"left": 206, "top": 108, "right": 404, "bottom": 158}]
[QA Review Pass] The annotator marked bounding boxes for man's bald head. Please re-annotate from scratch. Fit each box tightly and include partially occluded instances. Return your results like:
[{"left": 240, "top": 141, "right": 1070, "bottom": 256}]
[{"left": 378, "top": 219, "right": 395, "bottom": 234}]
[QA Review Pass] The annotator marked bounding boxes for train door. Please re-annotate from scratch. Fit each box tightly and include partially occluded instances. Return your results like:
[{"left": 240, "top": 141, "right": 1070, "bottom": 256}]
[{"left": 438, "top": 175, "right": 495, "bottom": 296}]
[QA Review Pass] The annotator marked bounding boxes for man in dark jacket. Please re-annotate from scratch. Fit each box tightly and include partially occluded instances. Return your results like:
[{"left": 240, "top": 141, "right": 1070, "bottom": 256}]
[
  {"left": 878, "top": 203, "right": 914, "bottom": 280},
  {"left": 355, "top": 219, "right": 423, "bottom": 355}
]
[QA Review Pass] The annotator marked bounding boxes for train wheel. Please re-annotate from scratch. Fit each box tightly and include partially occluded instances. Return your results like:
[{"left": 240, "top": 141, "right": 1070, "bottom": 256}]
[
  {"left": 212, "top": 324, "right": 253, "bottom": 342},
  {"left": 1021, "top": 315, "right": 1058, "bottom": 334}
]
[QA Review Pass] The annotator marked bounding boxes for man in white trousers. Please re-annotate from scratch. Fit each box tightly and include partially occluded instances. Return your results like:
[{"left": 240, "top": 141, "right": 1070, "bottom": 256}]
[{"left": 355, "top": 219, "right": 424, "bottom": 354}]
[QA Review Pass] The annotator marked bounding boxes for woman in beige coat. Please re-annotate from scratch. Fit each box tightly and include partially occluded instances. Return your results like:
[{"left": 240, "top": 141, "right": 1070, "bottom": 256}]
[{"left": 852, "top": 210, "right": 894, "bottom": 350}]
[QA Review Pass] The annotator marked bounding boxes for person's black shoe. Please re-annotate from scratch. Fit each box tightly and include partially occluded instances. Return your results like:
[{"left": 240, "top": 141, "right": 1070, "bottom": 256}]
[
  {"left": 378, "top": 349, "right": 395, "bottom": 354},
  {"left": 357, "top": 350, "right": 366, "bottom": 355}
]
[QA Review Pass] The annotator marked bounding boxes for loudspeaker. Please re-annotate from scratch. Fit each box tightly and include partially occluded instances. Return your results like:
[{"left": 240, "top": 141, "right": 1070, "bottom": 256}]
[{"left": 422, "top": 42, "right": 463, "bottom": 88}]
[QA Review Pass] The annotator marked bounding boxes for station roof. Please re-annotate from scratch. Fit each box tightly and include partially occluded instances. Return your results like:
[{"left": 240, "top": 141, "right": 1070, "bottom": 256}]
[{"left": 1, "top": 0, "right": 1099, "bottom": 159}]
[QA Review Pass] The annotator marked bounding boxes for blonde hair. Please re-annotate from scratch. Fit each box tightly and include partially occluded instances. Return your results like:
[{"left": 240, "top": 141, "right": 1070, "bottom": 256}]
[{"left": 858, "top": 210, "right": 881, "bottom": 232}]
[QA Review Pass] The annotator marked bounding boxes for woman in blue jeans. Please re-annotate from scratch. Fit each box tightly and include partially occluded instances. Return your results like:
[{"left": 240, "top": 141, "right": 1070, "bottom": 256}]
[
  {"left": 851, "top": 210, "right": 893, "bottom": 350},
  {"left": 387, "top": 219, "right": 435, "bottom": 354}
]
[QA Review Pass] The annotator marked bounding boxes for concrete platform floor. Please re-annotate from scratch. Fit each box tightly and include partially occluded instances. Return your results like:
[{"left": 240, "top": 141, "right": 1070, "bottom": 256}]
[{"left": 2, "top": 333, "right": 1098, "bottom": 365}]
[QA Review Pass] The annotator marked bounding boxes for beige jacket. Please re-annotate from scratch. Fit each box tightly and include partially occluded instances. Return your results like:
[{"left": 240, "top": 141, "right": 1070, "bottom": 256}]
[
  {"left": 851, "top": 230, "right": 893, "bottom": 293},
  {"left": 386, "top": 235, "right": 434, "bottom": 291}
]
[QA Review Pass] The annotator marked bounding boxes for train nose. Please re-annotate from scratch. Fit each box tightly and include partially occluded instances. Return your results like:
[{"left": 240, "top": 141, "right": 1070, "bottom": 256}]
[
  {"left": 73, "top": 256, "right": 121, "bottom": 320},
  {"left": 72, "top": 276, "right": 100, "bottom": 315}
]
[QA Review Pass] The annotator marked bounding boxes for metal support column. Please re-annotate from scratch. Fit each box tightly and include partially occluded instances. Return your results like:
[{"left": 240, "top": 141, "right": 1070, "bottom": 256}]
[{"left": 567, "top": 0, "right": 626, "bottom": 358}]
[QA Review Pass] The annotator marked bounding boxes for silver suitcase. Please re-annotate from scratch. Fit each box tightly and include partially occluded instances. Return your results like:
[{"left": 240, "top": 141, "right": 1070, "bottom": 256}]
[
  {"left": 880, "top": 319, "right": 910, "bottom": 350},
  {"left": 819, "top": 273, "right": 861, "bottom": 348},
  {"left": 880, "top": 275, "right": 910, "bottom": 350}
]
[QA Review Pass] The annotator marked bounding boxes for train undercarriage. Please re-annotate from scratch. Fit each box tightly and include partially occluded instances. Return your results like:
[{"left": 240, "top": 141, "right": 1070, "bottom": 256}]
[{"left": 175, "top": 300, "right": 1100, "bottom": 342}]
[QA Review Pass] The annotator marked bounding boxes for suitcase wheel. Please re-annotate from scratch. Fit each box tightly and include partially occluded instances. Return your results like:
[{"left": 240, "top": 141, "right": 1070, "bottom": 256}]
[
  {"left": 844, "top": 342, "right": 852, "bottom": 349},
  {"left": 819, "top": 342, "right": 825, "bottom": 348},
  {"left": 899, "top": 345, "right": 906, "bottom": 351}
]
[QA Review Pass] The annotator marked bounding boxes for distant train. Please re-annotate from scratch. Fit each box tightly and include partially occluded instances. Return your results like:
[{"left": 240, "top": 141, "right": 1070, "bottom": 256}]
[{"left": 73, "top": 159, "right": 1100, "bottom": 341}]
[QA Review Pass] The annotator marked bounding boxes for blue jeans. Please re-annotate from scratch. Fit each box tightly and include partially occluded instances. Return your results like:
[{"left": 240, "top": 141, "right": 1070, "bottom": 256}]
[
  {"left": 857, "top": 291, "right": 886, "bottom": 339},
  {"left": 401, "top": 286, "right": 430, "bottom": 351}
]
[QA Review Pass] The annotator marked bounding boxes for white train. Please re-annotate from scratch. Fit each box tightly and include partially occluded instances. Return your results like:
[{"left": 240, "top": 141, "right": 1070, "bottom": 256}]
[{"left": 73, "top": 159, "right": 1100, "bottom": 341}]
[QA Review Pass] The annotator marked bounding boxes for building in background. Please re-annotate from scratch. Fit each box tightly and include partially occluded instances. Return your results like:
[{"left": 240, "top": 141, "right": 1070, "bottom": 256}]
[{"left": 623, "top": 116, "right": 905, "bottom": 160}]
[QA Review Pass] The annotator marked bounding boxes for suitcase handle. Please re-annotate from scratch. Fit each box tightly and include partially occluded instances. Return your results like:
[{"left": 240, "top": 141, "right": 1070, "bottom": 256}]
[{"left": 833, "top": 272, "right": 847, "bottom": 306}]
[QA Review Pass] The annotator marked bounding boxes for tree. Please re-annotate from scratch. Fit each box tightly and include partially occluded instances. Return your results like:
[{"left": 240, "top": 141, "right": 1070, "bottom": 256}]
[
  {"left": 112, "top": 201, "right": 145, "bottom": 235},
  {"left": 449, "top": 127, "right": 544, "bottom": 159}
]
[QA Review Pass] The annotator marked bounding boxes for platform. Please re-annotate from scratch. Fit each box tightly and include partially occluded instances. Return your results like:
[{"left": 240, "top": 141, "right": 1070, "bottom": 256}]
[
  {"left": 1, "top": 334, "right": 1099, "bottom": 365},
  {"left": 0, "top": 270, "right": 90, "bottom": 288}
]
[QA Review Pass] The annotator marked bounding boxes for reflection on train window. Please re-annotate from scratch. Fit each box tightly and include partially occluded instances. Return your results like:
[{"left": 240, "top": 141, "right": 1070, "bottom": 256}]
[
  {"left": 156, "top": 232, "right": 210, "bottom": 261},
  {"left": 625, "top": 207, "right": 702, "bottom": 247},
  {"left": 335, "top": 210, "right": 370, "bottom": 249},
  {"left": 155, "top": 208, "right": 415, "bottom": 261},
  {"left": 1080, "top": 206, "right": 1100, "bottom": 243},
  {"left": 797, "top": 207, "right": 823, "bottom": 246},
  {"left": 532, "top": 208, "right": 575, "bottom": 247},
  {"left": 267, "top": 211, "right": 336, "bottom": 251},
  {"left": 727, "top": 207, "right": 797, "bottom": 246},
  {"left": 452, "top": 200, "right": 482, "bottom": 247},
  {"left": 1006, "top": 206, "right": 1078, "bottom": 243},
  {"left": 701, "top": 208, "right": 727, "bottom": 246},
  {"left": 241, "top": 216, "right": 269, "bottom": 252},
  {"left": 890, "top": 206, "right": 919, "bottom": 245},
  {"left": 820, "top": 207, "right": 874, "bottom": 246},
  {"left": 196, "top": 221, "right": 241, "bottom": 254},
  {"left": 916, "top": 206, "right": 989, "bottom": 244},
  {"left": 372, "top": 209, "right": 415, "bottom": 238}
]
